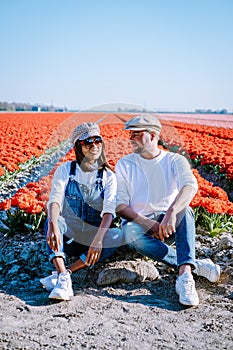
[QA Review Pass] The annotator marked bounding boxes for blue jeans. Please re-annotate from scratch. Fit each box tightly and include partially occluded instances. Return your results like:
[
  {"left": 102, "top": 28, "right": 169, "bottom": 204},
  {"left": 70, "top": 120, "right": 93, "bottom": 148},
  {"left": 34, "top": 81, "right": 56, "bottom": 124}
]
[
  {"left": 45, "top": 218, "right": 123, "bottom": 264},
  {"left": 123, "top": 207, "right": 196, "bottom": 269}
]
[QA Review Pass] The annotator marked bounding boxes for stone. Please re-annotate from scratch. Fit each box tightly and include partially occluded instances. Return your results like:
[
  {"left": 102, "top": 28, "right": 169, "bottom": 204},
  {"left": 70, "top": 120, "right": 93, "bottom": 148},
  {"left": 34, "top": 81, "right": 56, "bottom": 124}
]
[
  {"left": 217, "top": 233, "right": 233, "bottom": 251},
  {"left": 96, "top": 260, "right": 159, "bottom": 286}
]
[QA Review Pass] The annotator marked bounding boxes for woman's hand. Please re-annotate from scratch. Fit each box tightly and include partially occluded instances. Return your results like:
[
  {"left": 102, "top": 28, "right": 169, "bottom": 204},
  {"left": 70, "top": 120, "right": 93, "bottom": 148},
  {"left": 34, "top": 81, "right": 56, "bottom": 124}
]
[
  {"left": 84, "top": 213, "right": 113, "bottom": 266},
  {"left": 46, "top": 221, "right": 61, "bottom": 252},
  {"left": 85, "top": 237, "right": 103, "bottom": 267}
]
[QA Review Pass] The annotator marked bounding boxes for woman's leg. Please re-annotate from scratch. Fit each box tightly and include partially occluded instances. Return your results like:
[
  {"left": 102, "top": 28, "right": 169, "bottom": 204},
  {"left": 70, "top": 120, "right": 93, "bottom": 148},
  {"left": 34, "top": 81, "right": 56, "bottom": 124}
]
[
  {"left": 63, "top": 236, "right": 88, "bottom": 272},
  {"left": 98, "top": 227, "right": 124, "bottom": 262},
  {"left": 44, "top": 218, "right": 67, "bottom": 273},
  {"left": 52, "top": 257, "right": 67, "bottom": 274},
  {"left": 73, "top": 228, "right": 123, "bottom": 269},
  {"left": 67, "top": 258, "right": 86, "bottom": 272},
  {"left": 42, "top": 219, "right": 73, "bottom": 300}
]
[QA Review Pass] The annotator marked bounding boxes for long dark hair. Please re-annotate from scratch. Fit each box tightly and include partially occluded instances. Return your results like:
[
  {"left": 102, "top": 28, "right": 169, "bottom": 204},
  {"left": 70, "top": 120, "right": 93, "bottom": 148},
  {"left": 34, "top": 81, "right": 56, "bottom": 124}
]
[{"left": 74, "top": 140, "right": 113, "bottom": 171}]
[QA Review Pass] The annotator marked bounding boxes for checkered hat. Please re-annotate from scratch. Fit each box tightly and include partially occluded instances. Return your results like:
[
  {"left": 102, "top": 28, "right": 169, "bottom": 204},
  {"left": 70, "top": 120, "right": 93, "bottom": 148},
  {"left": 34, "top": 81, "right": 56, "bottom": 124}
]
[{"left": 71, "top": 122, "right": 101, "bottom": 145}]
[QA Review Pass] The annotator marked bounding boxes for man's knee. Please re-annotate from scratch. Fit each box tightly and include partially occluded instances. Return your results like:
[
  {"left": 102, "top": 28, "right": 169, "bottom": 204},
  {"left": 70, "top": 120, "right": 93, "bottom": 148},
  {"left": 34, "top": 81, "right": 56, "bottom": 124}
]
[
  {"left": 103, "top": 228, "right": 124, "bottom": 248},
  {"left": 123, "top": 222, "right": 146, "bottom": 246}
]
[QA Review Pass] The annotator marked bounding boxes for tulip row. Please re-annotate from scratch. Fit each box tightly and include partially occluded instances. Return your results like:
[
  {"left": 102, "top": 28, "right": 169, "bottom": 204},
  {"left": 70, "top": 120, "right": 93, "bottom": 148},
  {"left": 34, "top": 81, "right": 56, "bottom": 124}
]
[
  {"left": 1, "top": 112, "right": 231, "bottom": 179},
  {"left": 0, "top": 112, "right": 111, "bottom": 175},
  {"left": 0, "top": 121, "right": 232, "bottom": 217},
  {"left": 160, "top": 120, "right": 233, "bottom": 179},
  {"left": 0, "top": 112, "right": 73, "bottom": 174},
  {"left": 0, "top": 113, "right": 232, "bottom": 217}
]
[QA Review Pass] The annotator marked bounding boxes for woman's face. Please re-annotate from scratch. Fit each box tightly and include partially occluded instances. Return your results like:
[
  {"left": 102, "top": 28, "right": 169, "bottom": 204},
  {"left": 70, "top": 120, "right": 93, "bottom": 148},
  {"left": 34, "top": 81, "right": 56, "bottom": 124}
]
[{"left": 80, "top": 136, "right": 103, "bottom": 162}]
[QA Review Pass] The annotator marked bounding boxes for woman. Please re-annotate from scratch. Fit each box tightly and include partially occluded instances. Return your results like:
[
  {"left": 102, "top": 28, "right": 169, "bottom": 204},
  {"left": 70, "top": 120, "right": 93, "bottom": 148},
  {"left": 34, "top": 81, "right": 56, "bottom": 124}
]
[{"left": 40, "top": 122, "right": 123, "bottom": 300}]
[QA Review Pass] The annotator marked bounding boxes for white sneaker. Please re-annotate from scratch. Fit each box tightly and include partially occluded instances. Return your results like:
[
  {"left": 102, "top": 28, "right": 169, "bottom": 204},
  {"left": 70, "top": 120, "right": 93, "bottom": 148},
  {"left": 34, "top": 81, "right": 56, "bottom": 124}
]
[
  {"left": 194, "top": 258, "right": 221, "bottom": 283},
  {"left": 49, "top": 272, "right": 74, "bottom": 301},
  {"left": 40, "top": 271, "right": 58, "bottom": 292},
  {"left": 176, "top": 272, "right": 199, "bottom": 306}
]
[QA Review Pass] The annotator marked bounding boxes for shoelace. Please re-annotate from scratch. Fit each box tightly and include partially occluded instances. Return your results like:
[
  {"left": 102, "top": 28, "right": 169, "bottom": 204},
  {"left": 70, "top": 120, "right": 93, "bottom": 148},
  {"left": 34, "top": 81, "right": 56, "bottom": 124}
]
[
  {"left": 56, "top": 275, "right": 70, "bottom": 289},
  {"left": 198, "top": 264, "right": 212, "bottom": 279},
  {"left": 181, "top": 279, "right": 195, "bottom": 295}
]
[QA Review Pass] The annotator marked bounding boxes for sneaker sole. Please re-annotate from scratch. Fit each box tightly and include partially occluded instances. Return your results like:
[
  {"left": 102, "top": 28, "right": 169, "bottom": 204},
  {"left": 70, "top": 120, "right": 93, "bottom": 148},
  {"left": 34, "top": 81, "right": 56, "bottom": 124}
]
[
  {"left": 178, "top": 295, "right": 199, "bottom": 307},
  {"left": 49, "top": 293, "right": 73, "bottom": 301},
  {"left": 176, "top": 287, "right": 199, "bottom": 306},
  {"left": 210, "top": 265, "right": 221, "bottom": 283}
]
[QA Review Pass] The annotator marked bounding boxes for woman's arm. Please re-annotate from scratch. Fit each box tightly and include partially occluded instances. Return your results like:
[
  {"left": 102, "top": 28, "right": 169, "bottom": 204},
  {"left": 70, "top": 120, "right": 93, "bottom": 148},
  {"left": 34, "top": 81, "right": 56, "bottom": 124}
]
[
  {"left": 100, "top": 169, "right": 117, "bottom": 218},
  {"left": 116, "top": 204, "right": 160, "bottom": 236},
  {"left": 46, "top": 202, "right": 61, "bottom": 252},
  {"left": 85, "top": 213, "right": 113, "bottom": 266},
  {"left": 84, "top": 169, "right": 117, "bottom": 266},
  {"left": 46, "top": 163, "right": 68, "bottom": 251}
]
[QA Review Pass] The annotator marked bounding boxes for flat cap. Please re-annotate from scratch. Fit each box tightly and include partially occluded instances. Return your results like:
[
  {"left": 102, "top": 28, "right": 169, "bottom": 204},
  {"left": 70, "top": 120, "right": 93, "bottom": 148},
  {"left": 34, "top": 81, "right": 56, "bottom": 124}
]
[{"left": 124, "top": 114, "right": 161, "bottom": 133}]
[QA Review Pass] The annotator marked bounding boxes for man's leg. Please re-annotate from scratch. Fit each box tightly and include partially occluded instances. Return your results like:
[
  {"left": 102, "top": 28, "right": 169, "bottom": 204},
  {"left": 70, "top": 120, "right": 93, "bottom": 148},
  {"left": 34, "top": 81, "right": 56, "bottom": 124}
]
[
  {"left": 175, "top": 207, "right": 196, "bottom": 270},
  {"left": 123, "top": 221, "right": 178, "bottom": 268},
  {"left": 174, "top": 207, "right": 199, "bottom": 306}
]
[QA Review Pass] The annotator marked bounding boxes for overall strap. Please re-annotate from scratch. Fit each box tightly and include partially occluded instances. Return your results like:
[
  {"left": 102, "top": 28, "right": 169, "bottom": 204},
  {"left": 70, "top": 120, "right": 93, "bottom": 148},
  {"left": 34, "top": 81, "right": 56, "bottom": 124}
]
[
  {"left": 70, "top": 161, "right": 77, "bottom": 176},
  {"left": 96, "top": 168, "right": 104, "bottom": 191},
  {"left": 97, "top": 168, "right": 103, "bottom": 180}
]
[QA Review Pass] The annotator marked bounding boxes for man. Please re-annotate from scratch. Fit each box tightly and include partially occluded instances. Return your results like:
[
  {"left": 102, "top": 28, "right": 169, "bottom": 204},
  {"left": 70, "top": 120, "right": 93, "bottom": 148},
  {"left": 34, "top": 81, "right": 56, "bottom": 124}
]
[{"left": 115, "top": 114, "right": 220, "bottom": 306}]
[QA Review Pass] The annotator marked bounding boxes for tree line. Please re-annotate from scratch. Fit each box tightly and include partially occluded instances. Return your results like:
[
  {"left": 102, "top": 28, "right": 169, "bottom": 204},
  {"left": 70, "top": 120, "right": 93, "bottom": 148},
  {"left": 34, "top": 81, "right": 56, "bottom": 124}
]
[{"left": 0, "top": 101, "right": 67, "bottom": 112}]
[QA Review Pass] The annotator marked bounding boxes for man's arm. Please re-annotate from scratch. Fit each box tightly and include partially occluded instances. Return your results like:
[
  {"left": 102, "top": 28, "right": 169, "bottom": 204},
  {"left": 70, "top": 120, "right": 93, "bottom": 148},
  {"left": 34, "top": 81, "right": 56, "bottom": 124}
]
[
  {"left": 158, "top": 185, "right": 196, "bottom": 241},
  {"left": 167, "top": 185, "right": 196, "bottom": 215},
  {"left": 117, "top": 184, "right": 196, "bottom": 241}
]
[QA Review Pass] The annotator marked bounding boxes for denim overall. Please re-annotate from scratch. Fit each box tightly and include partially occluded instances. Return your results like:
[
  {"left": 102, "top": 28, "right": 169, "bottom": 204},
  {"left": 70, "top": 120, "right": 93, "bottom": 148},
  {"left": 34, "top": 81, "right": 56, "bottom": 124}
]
[
  {"left": 46, "top": 161, "right": 123, "bottom": 263},
  {"left": 62, "top": 160, "right": 104, "bottom": 237}
]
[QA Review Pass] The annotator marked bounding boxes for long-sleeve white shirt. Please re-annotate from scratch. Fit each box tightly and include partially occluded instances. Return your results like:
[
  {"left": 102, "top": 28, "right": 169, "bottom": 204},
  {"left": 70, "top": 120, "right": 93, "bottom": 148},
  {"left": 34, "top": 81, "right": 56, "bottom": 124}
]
[
  {"left": 48, "top": 161, "right": 117, "bottom": 217},
  {"left": 115, "top": 150, "right": 198, "bottom": 216}
]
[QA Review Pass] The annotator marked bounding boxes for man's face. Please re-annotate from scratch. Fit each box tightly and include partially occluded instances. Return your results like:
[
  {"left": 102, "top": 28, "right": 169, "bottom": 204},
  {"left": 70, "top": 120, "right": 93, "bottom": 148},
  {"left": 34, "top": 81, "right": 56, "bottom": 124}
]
[{"left": 129, "top": 130, "right": 152, "bottom": 154}]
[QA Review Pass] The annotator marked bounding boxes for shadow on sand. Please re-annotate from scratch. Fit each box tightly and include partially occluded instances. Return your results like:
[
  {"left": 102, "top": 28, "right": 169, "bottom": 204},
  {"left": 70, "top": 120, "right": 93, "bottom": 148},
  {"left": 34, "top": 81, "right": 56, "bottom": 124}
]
[{"left": 0, "top": 274, "right": 186, "bottom": 312}]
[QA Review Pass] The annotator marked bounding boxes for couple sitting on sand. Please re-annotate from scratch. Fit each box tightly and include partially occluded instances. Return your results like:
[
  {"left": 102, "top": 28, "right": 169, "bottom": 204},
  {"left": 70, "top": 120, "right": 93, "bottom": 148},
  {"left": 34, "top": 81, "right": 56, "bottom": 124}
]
[{"left": 40, "top": 115, "right": 220, "bottom": 307}]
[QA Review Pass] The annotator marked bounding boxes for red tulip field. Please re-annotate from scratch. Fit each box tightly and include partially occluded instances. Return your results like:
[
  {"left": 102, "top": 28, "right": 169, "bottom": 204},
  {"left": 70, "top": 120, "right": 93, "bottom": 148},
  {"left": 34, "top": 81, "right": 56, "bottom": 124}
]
[{"left": 0, "top": 112, "right": 232, "bottom": 236}]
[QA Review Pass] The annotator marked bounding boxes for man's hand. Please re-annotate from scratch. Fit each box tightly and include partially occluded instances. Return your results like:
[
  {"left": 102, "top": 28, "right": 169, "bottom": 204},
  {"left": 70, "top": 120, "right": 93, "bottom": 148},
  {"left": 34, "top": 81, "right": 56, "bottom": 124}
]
[
  {"left": 148, "top": 220, "right": 160, "bottom": 239},
  {"left": 158, "top": 211, "right": 176, "bottom": 241}
]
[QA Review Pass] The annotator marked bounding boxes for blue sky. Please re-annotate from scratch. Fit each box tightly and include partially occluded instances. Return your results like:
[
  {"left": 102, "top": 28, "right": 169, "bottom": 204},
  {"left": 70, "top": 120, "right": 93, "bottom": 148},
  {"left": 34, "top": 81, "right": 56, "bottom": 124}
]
[{"left": 1, "top": 0, "right": 233, "bottom": 111}]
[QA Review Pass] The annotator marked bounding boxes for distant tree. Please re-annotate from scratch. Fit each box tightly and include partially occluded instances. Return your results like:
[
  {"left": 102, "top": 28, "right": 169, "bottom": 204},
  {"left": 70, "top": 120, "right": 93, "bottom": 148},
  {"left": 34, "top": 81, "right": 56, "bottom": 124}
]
[{"left": 0, "top": 101, "right": 65, "bottom": 111}]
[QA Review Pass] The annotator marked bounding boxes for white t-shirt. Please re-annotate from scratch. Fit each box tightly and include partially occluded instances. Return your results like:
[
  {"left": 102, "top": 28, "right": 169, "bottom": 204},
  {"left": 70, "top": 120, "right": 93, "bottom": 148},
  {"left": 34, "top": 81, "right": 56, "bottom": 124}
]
[
  {"left": 48, "top": 161, "right": 117, "bottom": 217},
  {"left": 115, "top": 150, "right": 198, "bottom": 216}
]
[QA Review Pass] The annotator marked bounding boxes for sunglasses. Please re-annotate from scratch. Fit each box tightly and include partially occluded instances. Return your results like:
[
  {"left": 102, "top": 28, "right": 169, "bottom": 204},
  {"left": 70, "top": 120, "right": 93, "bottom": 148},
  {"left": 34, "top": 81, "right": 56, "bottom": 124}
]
[{"left": 79, "top": 136, "right": 103, "bottom": 147}]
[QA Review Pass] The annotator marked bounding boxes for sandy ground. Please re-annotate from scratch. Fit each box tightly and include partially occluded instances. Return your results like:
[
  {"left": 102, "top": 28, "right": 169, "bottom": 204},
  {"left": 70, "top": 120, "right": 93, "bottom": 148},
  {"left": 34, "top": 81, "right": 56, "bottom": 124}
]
[{"left": 0, "top": 261, "right": 232, "bottom": 350}]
